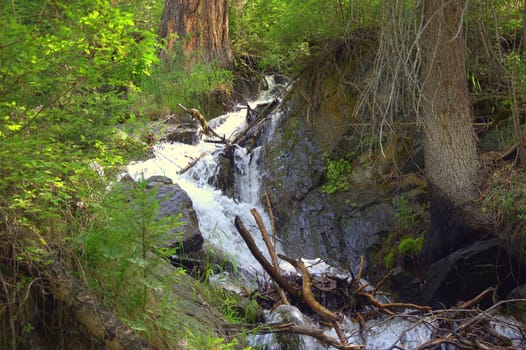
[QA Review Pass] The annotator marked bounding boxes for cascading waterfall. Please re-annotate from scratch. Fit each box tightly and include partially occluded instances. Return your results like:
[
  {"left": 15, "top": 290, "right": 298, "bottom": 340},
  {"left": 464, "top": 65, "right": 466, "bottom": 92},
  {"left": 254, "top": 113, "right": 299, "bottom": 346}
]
[
  {"left": 127, "top": 76, "right": 282, "bottom": 279},
  {"left": 126, "top": 76, "right": 525, "bottom": 350}
]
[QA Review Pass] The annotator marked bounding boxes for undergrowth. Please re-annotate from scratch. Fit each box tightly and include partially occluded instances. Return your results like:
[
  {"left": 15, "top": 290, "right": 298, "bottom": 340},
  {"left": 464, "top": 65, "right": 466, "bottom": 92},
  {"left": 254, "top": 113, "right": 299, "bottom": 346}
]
[
  {"left": 134, "top": 50, "right": 234, "bottom": 120},
  {"left": 75, "top": 179, "right": 185, "bottom": 345},
  {"left": 483, "top": 166, "right": 526, "bottom": 254}
]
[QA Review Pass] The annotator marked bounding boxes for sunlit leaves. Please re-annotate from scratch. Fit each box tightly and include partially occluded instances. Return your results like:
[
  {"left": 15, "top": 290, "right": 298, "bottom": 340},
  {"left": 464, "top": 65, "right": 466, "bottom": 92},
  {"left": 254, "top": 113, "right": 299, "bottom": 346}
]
[
  {"left": 0, "top": 1, "right": 158, "bottom": 228},
  {"left": 233, "top": 0, "right": 382, "bottom": 70}
]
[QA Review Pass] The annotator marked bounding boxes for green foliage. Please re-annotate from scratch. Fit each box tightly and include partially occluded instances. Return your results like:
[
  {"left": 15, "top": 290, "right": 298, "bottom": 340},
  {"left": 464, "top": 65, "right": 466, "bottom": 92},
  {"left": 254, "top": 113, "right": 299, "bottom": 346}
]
[
  {"left": 135, "top": 52, "right": 233, "bottom": 118},
  {"left": 483, "top": 170, "right": 526, "bottom": 247},
  {"left": 322, "top": 157, "right": 353, "bottom": 194},
  {"left": 76, "top": 179, "right": 189, "bottom": 343},
  {"left": 383, "top": 237, "right": 423, "bottom": 269},
  {"left": 394, "top": 196, "right": 421, "bottom": 230},
  {"left": 232, "top": 0, "right": 381, "bottom": 71},
  {"left": 186, "top": 333, "right": 248, "bottom": 350},
  {"left": 381, "top": 196, "right": 424, "bottom": 269},
  {"left": 398, "top": 237, "right": 423, "bottom": 257},
  {"left": 0, "top": 0, "right": 159, "bottom": 229},
  {"left": 383, "top": 250, "right": 396, "bottom": 269}
]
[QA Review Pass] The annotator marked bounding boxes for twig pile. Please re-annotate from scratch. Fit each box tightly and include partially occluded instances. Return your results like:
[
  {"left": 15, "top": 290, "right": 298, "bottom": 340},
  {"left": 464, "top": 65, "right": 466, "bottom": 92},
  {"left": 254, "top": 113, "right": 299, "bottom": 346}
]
[{"left": 233, "top": 205, "right": 526, "bottom": 349}]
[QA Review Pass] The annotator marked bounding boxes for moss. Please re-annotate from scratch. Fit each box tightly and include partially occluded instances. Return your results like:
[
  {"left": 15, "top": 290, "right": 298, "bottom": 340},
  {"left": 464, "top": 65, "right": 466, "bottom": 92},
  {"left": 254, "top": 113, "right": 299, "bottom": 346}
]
[
  {"left": 398, "top": 237, "right": 423, "bottom": 257},
  {"left": 384, "top": 250, "right": 396, "bottom": 269}
]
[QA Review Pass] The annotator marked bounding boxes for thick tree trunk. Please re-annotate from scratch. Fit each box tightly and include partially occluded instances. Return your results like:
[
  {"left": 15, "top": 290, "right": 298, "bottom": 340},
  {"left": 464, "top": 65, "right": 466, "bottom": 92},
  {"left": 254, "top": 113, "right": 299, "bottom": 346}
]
[
  {"left": 159, "top": 0, "right": 234, "bottom": 68},
  {"left": 419, "top": 0, "right": 488, "bottom": 265}
]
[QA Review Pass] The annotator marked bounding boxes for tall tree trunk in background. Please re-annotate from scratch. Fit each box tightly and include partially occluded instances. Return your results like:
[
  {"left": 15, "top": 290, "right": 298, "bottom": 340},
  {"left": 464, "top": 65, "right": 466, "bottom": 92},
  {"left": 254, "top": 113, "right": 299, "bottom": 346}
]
[
  {"left": 419, "top": 0, "right": 489, "bottom": 265},
  {"left": 159, "top": 0, "right": 234, "bottom": 68}
]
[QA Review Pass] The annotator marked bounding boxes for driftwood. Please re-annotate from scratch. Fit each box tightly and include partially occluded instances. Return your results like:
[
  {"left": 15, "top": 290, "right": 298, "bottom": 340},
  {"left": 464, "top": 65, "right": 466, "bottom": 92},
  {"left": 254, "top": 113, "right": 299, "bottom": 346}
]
[
  {"left": 233, "top": 210, "right": 526, "bottom": 349},
  {"left": 231, "top": 97, "right": 281, "bottom": 150},
  {"left": 250, "top": 208, "right": 289, "bottom": 305},
  {"left": 412, "top": 300, "right": 524, "bottom": 350},
  {"left": 235, "top": 213, "right": 357, "bottom": 348},
  {"left": 233, "top": 210, "right": 434, "bottom": 349},
  {"left": 278, "top": 255, "right": 339, "bottom": 322},
  {"left": 278, "top": 254, "right": 350, "bottom": 346}
]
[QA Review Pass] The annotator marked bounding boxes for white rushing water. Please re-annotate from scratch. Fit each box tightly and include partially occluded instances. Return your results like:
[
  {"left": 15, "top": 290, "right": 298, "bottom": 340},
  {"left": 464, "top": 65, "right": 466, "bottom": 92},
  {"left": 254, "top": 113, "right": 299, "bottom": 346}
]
[{"left": 127, "top": 76, "right": 284, "bottom": 279}]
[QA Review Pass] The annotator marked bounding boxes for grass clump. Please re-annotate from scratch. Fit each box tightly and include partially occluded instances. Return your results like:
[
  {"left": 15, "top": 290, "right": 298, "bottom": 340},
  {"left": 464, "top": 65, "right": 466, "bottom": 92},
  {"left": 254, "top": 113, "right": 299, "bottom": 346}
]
[{"left": 322, "top": 157, "right": 353, "bottom": 194}]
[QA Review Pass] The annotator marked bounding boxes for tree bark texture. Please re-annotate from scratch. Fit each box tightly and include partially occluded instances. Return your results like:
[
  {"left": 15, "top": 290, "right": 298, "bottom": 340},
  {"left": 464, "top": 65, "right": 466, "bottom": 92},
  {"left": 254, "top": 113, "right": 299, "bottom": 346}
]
[
  {"left": 418, "top": 0, "right": 486, "bottom": 265},
  {"left": 159, "top": 0, "right": 234, "bottom": 68}
]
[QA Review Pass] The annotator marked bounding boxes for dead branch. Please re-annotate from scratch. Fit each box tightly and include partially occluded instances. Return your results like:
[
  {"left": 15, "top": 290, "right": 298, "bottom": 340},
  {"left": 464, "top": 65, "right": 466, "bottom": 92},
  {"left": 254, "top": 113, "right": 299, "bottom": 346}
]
[
  {"left": 250, "top": 208, "right": 288, "bottom": 305},
  {"left": 177, "top": 152, "right": 206, "bottom": 175},
  {"left": 357, "top": 291, "right": 431, "bottom": 315},
  {"left": 278, "top": 254, "right": 339, "bottom": 322},
  {"left": 0, "top": 268, "right": 16, "bottom": 350},
  {"left": 231, "top": 97, "right": 281, "bottom": 147},
  {"left": 264, "top": 191, "right": 276, "bottom": 247},
  {"left": 225, "top": 322, "right": 365, "bottom": 349},
  {"left": 177, "top": 103, "right": 225, "bottom": 141},
  {"left": 234, "top": 216, "right": 299, "bottom": 301},
  {"left": 456, "top": 287, "right": 496, "bottom": 309},
  {"left": 372, "top": 269, "right": 393, "bottom": 296}
]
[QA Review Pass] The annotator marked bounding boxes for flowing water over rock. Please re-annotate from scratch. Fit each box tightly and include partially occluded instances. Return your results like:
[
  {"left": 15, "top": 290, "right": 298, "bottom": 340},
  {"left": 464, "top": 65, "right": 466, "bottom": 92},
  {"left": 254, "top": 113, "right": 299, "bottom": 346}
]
[
  {"left": 126, "top": 76, "right": 525, "bottom": 349},
  {"left": 127, "top": 77, "right": 285, "bottom": 280}
]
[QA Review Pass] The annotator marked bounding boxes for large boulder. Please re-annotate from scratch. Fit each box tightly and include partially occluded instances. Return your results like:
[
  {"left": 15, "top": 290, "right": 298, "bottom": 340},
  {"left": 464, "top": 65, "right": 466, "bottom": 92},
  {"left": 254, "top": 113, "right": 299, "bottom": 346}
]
[
  {"left": 390, "top": 238, "right": 526, "bottom": 307},
  {"left": 151, "top": 114, "right": 201, "bottom": 145},
  {"left": 146, "top": 176, "right": 204, "bottom": 253},
  {"left": 260, "top": 116, "right": 397, "bottom": 271}
]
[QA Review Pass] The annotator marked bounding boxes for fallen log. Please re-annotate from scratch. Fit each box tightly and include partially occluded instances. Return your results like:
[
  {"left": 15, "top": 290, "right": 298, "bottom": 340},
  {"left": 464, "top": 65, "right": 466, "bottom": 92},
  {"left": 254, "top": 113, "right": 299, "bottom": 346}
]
[
  {"left": 234, "top": 216, "right": 299, "bottom": 301},
  {"left": 177, "top": 104, "right": 225, "bottom": 141},
  {"left": 43, "top": 257, "right": 157, "bottom": 350},
  {"left": 177, "top": 152, "right": 206, "bottom": 175},
  {"left": 278, "top": 254, "right": 339, "bottom": 322},
  {"left": 250, "top": 208, "right": 289, "bottom": 305},
  {"left": 10, "top": 228, "right": 156, "bottom": 350}
]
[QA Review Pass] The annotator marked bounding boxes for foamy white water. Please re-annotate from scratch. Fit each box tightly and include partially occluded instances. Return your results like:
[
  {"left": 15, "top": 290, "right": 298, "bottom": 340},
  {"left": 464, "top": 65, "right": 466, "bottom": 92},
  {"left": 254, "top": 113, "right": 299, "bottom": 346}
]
[{"left": 127, "top": 77, "right": 283, "bottom": 277}]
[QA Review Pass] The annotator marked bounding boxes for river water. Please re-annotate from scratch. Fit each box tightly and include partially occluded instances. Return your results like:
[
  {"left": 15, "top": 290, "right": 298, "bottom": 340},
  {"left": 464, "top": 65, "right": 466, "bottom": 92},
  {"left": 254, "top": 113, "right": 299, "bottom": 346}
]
[{"left": 126, "top": 77, "right": 525, "bottom": 349}]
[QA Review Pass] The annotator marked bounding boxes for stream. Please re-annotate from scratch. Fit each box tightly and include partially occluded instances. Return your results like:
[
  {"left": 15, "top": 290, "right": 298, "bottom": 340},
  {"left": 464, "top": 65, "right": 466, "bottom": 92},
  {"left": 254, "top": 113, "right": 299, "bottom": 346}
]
[
  {"left": 126, "top": 77, "right": 525, "bottom": 349},
  {"left": 127, "top": 77, "right": 282, "bottom": 279}
]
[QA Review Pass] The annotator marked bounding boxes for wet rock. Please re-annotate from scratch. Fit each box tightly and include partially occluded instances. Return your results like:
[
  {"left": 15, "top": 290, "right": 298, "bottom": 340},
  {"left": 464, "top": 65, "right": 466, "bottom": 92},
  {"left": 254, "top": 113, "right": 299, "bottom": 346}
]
[
  {"left": 155, "top": 183, "right": 203, "bottom": 253},
  {"left": 163, "top": 123, "right": 200, "bottom": 144},
  {"left": 209, "top": 147, "right": 236, "bottom": 199},
  {"left": 391, "top": 238, "right": 526, "bottom": 307},
  {"left": 145, "top": 175, "right": 173, "bottom": 187},
  {"left": 151, "top": 114, "right": 201, "bottom": 145},
  {"left": 260, "top": 99, "right": 396, "bottom": 272}
]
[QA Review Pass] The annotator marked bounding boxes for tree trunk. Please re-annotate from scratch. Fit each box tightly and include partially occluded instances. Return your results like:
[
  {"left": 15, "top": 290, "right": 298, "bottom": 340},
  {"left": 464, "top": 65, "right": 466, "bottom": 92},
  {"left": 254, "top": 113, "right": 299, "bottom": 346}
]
[
  {"left": 419, "top": 0, "right": 489, "bottom": 265},
  {"left": 159, "top": 0, "right": 234, "bottom": 68}
]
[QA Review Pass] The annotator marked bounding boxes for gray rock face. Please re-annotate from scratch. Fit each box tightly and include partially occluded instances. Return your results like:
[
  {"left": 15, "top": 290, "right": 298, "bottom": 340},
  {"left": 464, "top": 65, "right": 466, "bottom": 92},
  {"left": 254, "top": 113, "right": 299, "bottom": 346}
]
[
  {"left": 259, "top": 100, "right": 396, "bottom": 272},
  {"left": 154, "top": 183, "right": 203, "bottom": 253}
]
